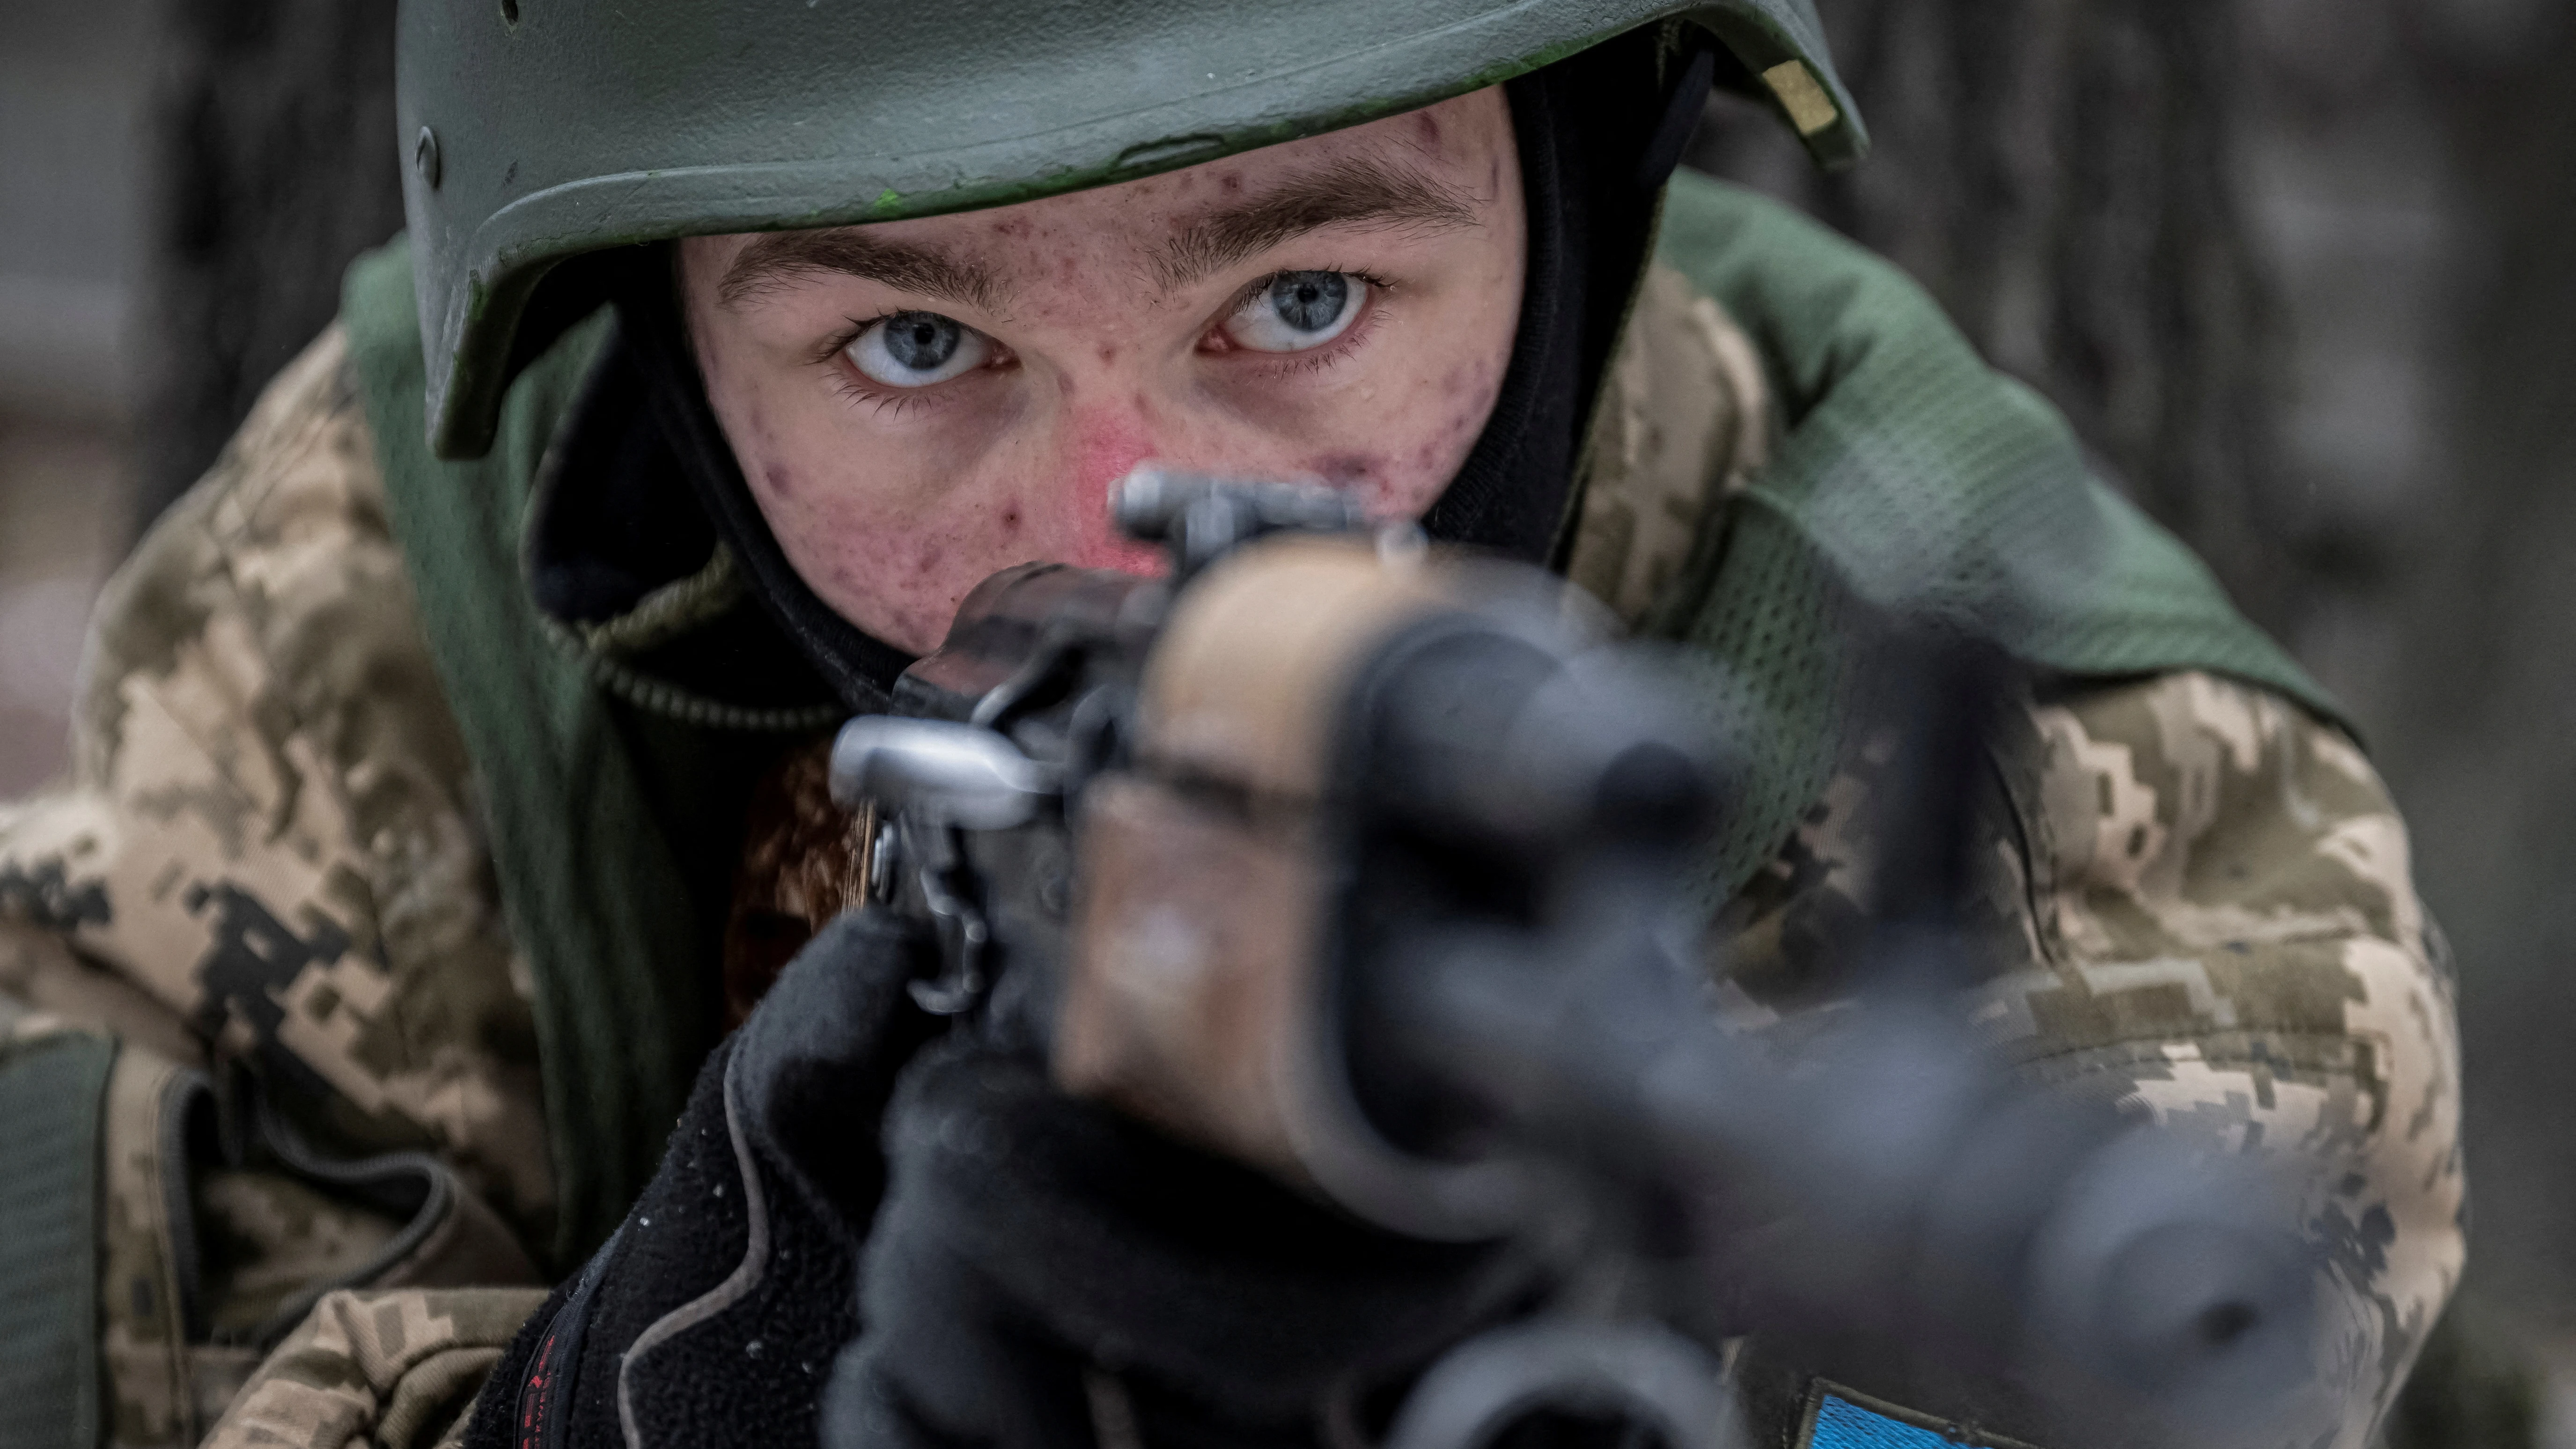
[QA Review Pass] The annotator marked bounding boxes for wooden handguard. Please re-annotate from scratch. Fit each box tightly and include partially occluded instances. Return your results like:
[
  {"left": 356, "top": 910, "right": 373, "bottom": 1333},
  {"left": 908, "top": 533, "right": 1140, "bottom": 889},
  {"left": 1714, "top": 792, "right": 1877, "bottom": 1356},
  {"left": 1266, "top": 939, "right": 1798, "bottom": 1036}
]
[{"left": 1052, "top": 534, "right": 1452, "bottom": 1184}]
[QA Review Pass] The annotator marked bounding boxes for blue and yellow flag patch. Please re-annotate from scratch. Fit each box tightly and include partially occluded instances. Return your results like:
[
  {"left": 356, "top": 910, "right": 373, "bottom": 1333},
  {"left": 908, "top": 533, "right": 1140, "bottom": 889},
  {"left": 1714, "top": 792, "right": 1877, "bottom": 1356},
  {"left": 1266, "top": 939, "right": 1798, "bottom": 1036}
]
[{"left": 1797, "top": 1381, "right": 2039, "bottom": 1449}]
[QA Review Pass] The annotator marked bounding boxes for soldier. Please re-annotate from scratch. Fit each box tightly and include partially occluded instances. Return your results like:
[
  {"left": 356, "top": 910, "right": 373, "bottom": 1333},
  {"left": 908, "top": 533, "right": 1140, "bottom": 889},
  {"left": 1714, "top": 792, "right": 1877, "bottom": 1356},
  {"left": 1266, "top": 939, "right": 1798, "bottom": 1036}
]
[{"left": 0, "top": 2, "right": 2458, "bottom": 1447}]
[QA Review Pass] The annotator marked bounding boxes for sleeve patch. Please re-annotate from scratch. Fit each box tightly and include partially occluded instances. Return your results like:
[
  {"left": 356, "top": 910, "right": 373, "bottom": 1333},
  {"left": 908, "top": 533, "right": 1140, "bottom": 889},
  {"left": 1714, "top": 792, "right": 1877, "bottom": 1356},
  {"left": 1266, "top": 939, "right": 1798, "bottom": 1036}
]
[{"left": 1798, "top": 1381, "right": 2039, "bottom": 1449}]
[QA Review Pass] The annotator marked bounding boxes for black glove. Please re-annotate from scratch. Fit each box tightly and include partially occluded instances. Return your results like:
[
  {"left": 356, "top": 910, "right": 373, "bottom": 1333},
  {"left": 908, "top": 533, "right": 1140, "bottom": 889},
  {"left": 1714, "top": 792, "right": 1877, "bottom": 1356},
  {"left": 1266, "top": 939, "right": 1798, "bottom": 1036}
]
[
  {"left": 825, "top": 1035, "right": 1540, "bottom": 1449},
  {"left": 463, "top": 905, "right": 941, "bottom": 1449},
  {"left": 464, "top": 904, "right": 1536, "bottom": 1449}
]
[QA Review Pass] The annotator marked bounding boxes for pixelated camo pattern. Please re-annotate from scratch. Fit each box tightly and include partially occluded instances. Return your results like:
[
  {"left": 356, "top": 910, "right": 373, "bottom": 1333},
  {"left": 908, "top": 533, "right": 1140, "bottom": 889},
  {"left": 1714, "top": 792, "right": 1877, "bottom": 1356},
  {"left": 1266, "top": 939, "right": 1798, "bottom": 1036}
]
[
  {"left": 0, "top": 326, "right": 550, "bottom": 1223},
  {"left": 1565, "top": 262, "right": 1772, "bottom": 628},
  {"left": 198, "top": 1287, "right": 548, "bottom": 1449},
  {"left": 0, "top": 328, "right": 552, "bottom": 1443},
  {"left": 1717, "top": 671, "right": 2463, "bottom": 1448}
]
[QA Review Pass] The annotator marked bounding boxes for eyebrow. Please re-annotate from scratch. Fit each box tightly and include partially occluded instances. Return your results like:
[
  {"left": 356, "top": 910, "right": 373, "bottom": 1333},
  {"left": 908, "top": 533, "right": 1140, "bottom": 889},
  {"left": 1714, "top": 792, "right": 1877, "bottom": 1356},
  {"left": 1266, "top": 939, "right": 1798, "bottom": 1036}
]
[
  {"left": 1153, "top": 155, "right": 1483, "bottom": 290},
  {"left": 718, "top": 229, "right": 1005, "bottom": 312},
  {"left": 715, "top": 153, "right": 1483, "bottom": 311}
]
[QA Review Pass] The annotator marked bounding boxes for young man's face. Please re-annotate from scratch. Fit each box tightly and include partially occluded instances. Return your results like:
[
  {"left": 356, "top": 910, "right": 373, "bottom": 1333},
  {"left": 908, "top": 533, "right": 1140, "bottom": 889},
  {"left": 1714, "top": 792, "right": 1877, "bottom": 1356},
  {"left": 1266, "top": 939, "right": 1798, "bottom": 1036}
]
[{"left": 678, "top": 88, "right": 1525, "bottom": 654}]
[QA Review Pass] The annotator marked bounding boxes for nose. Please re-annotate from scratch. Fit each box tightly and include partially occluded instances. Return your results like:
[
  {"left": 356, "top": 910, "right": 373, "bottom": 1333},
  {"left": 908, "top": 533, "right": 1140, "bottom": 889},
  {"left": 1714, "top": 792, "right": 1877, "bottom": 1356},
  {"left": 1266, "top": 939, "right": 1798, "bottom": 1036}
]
[{"left": 1059, "top": 399, "right": 1172, "bottom": 575}]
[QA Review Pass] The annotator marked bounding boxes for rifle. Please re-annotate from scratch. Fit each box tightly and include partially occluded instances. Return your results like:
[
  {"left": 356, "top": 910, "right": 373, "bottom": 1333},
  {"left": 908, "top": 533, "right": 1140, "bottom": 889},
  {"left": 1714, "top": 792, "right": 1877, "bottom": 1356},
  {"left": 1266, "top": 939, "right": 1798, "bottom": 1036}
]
[{"left": 828, "top": 473, "right": 2324, "bottom": 1449}]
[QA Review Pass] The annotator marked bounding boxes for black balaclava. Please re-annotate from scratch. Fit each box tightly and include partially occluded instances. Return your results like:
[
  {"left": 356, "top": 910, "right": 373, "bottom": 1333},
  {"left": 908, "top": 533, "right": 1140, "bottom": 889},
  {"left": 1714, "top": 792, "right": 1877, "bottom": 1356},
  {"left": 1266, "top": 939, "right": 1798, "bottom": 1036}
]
[{"left": 529, "top": 26, "right": 1715, "bottom": 713}]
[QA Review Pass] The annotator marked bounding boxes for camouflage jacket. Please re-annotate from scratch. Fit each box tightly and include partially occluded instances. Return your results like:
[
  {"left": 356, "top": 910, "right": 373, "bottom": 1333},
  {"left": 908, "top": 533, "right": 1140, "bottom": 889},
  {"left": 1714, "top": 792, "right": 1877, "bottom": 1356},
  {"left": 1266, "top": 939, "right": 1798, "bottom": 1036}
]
[{"left": 0, "top": 186, "right": 2458, "bottom": 1449}]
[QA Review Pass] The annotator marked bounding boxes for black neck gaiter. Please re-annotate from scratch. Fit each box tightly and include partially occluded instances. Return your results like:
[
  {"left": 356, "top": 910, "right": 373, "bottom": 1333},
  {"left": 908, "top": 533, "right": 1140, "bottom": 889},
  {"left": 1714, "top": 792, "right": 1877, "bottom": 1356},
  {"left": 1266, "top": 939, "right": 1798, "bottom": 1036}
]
[
  {"left": 615, "top": 265, "right": 916, "bottom": 712},
  {"left": 1422, "top": 26, "right": 1710, "bottom": 559},
  {"left": 545, "top": 28, "right": 1713, "bottom": 711}
]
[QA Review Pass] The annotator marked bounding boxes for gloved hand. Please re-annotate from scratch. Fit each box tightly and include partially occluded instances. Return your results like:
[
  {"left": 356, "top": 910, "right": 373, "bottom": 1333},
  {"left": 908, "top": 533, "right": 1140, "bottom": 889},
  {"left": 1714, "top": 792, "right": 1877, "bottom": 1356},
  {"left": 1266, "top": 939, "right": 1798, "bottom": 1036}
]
[
  {"left": 462, "top": 905, "right": 1536, "bottom": 1449},
  {"left": 462, "top": 905, "right": 942, "bottom": 1449},
  {"left": 825, "top": 1035, "right": 1540, "bottom": 1449}
]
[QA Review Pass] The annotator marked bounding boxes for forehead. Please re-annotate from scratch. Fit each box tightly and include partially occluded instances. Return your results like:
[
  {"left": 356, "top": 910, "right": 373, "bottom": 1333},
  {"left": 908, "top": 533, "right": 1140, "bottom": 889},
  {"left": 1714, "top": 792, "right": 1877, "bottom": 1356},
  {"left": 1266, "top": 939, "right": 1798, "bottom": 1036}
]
[{"left": 701, "top": 87, "right": 1514, "bottom": 286}]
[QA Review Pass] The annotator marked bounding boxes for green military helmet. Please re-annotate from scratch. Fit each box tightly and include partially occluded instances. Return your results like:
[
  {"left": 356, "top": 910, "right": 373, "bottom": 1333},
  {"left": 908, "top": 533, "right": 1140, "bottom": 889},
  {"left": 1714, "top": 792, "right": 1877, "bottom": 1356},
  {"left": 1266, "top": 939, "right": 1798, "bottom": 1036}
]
[{"left": 396, "top": 0, "right": 1865, "bottom": 460}]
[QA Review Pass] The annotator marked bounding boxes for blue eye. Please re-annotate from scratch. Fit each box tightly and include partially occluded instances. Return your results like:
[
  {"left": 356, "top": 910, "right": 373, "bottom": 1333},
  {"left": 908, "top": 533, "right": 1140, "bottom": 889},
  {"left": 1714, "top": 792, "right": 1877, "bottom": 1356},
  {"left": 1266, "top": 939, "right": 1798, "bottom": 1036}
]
[
  {"left": 1226, "top": 272, "right": 1367, "bottom": 353},
  {"left": 846, "top": 311, "right": 992, "bottom": 386},
  {"left": 1270, "top": 273, "right": 1348, "bottom": 332},
  {"left": 884, "top": 314, "right": 959, "bottom": 369}
]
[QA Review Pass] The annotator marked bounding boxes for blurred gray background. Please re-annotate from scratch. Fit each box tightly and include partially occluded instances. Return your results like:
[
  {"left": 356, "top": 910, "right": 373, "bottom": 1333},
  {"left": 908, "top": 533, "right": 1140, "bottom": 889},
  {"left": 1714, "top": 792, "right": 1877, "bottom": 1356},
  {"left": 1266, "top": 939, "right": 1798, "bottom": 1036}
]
[
  {"left": 0, "top": 0, "right": 152, "bottom": 790},
  {"left": 1, "top": 0, "right": 2568, "bottom": 1439}
]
